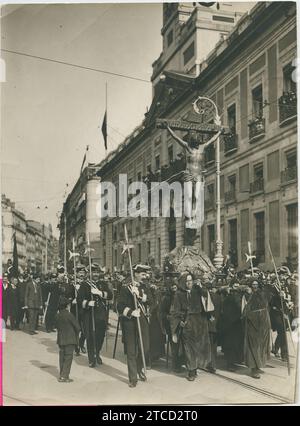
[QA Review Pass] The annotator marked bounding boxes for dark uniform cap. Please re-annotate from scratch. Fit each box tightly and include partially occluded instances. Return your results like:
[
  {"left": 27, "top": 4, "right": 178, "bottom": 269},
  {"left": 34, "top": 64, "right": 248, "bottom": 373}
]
[{"left": 57, "top": 265, "right": 65, "bottom": 274}]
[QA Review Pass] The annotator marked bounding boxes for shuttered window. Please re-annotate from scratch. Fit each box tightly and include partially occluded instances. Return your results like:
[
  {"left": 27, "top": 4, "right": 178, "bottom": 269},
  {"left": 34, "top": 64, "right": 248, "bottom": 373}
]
[
  {"left": 239, "top": 164, "right": 249, "bottom": 192},
  {"left": 269, "top": 201, "right": 280, "bottom": 256},
  {"left": 267, "top": 150, "right": 279, "bottom": 181}
]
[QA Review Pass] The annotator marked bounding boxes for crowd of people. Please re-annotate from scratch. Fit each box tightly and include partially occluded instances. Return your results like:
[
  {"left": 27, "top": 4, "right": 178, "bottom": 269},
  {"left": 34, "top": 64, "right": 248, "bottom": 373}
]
[{"left": 2, "top": 261, "right": 298, "bottom": 386}]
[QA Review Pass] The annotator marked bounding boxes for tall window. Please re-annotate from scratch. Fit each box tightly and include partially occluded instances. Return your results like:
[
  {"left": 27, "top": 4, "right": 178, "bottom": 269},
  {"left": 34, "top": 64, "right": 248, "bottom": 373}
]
[
  {"left": 183, "top": 41, "right": 195, "bottom": 65},
  {"left": 287, "top": 204, "right": 298, "bottom": 260},
  {"left": 155, "top": 154, "right": 160, "bottom": 171},
  {"left": 253, "top": 162, "right": 264, "bottom": 180},
  {"left": 228, "top": 219, "right": 238, "bottom": 266},
  {"left": 227, "top": 104, "right": 236, "bottom": 133},
  {"left": 283, "top": 63, "right": 296, "bottom": 93},
  {"left": 168, "top": 145, "right": 174, "bottom": 163},
  {"left": 228, "top": 174, "right": 236, "bottom": 192},
  {"left": 167, "top": 29, "right": 174, "bottom": 47},
  {"left": 147, "top": 241, "right": 151, "bottom": 257},
  {"left": 138, "top": 243, "right": 142, "bottom": 263},
  {"left": 255, "top": 212, "right": 265, "bottom": 263},
  {"left": 207, "top": 183, "right": 215, "bottom": 206},
  {"left": 208, "top": 224, "right": 215, "bottom": 260},
  {"left": 252, "top": 84, "right": 263, "bottom": 119},
  {"left": 286, "top": 149, "right": 297, "bottom": 169}
]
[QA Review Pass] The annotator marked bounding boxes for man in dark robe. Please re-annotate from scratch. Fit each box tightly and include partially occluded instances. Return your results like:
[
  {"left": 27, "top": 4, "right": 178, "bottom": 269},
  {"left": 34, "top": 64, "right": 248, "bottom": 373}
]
[
  {"left": 219, "top": 282, "right": 245, "bottom": 371},
  {"left": 243, "top": 280, "right": 271, "bottom": 379},
  {"left": 160, "top": 279, "right": 181, "bottom": 372},
  {"left": 206, "top": 280, "right": 222, "bottom": 373},
  {"left": 170, "top": 273, "right": 212, "bottom": 381},
  {"left": 146, "top": 278, "right": 165, "bottom": 364}
]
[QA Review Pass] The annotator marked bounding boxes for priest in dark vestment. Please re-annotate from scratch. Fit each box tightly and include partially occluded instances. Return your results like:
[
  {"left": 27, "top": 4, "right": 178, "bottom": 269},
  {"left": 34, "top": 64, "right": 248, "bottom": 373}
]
[
  {"left": 170, "top": 273, "right": 212, "bottom": 381},
  {"left": 146, "top": 281, "right": 166, "bottom": 364},
  {"left": 160, "top": 279, "right": 181, "bottom": 372},
  {"left": 243, "top": 280, "right": 271, "bottom": 379}
]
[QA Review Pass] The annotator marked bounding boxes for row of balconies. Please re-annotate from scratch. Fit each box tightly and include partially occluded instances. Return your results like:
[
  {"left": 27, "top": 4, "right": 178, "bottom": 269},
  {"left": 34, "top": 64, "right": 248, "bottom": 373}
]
[
  {"left": 117, "top": 93, "right": 296, "bottom": 191},
  {"left": 206, "top": 91, "right": 297, "bottom": 165},
  {"left": 205, "top": 166, "right": 297, "bottom": 210}
]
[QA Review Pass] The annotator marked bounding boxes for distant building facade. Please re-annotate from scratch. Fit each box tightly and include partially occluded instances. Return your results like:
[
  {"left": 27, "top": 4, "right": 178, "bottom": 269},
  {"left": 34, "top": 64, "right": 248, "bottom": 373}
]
[
  {"left": 1, "top": 194, "right": 58, "bottom": 274},
  {"left": 2, "top": 194, "right": 27, "bottom": 271},
  {"left": 58, "top": 164, "right": 101, "bottom": 271},
  {"left": 26, "top": 220, "right": 58, "bottom": 274},
  {"left": 96, "top": 2, "right": 297, "bottom": 272}
]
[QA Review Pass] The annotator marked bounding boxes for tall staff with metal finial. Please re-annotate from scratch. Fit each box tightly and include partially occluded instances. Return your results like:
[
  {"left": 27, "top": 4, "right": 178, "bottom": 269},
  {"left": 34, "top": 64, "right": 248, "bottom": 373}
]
[
  {"left": 268, "top": 243, "right": 291, "bottom": 375},
  {"left": 124, "top": 224, "right": 147, "bottom": 378},
  {"left": 86, "top": 233, "right": 97, "bottom": 361},
  {"left": 245, "top": 241, "right": 256, "bottom": 276},
  {"left": 70, "top": 238, "right": 80, "bottom": 322}
]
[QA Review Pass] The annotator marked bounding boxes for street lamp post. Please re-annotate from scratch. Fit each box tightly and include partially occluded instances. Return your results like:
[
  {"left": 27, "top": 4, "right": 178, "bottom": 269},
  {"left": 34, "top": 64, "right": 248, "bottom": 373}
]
[{"left": 193, "top": 96, "right": 224, "bottom": 269}]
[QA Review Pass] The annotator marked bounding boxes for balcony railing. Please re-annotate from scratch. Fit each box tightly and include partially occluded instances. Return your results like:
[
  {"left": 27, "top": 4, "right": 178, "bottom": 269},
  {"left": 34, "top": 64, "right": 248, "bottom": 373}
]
[
  {"left": 224, "top": 189, "right": 236, "bottom": 203},
  {"left": 248, "top": 117, "right": 265, "bottom": 142},
  {"left": 224, "top": 133, "right": 238, "bottom": 155},
  {"left": 279, "top": 91, "right": 297, "bottom": 125},
  {"left": 250, "top": 178, "right": 264, "bottom": 194},
  {"left": 281, "top": 166, "right": 297, "bottom": 184}
]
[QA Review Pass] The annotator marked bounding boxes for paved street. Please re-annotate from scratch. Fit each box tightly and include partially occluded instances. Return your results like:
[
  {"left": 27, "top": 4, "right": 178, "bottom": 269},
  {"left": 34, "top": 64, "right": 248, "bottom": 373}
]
[{"left": 3, "top": 312, "right": 297, "bottom": 406}]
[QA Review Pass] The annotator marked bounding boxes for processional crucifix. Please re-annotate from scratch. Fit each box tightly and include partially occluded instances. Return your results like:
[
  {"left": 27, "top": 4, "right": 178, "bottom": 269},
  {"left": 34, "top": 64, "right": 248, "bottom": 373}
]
[{"left": 156, "top": 97, "right": 229, "bottom": 264}]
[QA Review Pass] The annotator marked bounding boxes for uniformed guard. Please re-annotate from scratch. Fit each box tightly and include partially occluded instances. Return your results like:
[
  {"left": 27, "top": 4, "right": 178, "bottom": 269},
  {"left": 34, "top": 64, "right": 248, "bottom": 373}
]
[
  {"left": 78, "top": 264, "right": 113, "bottom": 367},
  {"left": 117, "top": 264, "right": 150, "bottom": 387}
]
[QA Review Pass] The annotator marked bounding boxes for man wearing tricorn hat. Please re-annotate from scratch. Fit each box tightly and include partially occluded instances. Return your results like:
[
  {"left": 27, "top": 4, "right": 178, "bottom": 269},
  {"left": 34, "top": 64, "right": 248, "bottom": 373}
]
[
  {"left": 117, "top": 264, "right": 150, "bottom": 387},
  {"left": 78, "top": 263, "right": 113, "bottom": 367}
]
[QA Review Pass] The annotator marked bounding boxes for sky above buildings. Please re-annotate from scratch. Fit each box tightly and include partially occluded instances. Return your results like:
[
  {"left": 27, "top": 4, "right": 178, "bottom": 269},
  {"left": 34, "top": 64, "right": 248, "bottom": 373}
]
[{"left": 1, "top": 1, "right": 255, "bottom": 237}]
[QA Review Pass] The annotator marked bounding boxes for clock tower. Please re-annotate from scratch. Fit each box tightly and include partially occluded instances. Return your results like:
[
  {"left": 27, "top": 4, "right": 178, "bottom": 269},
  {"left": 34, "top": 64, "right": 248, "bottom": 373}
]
[{"left": 152, "top": 2, "right": 254, "bottom": 90}]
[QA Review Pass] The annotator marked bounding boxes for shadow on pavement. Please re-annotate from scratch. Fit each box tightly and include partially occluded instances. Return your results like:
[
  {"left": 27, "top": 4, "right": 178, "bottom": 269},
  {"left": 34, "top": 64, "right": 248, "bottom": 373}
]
[{"left": 30, "top": 360, "right": 59, "bottom": 379}]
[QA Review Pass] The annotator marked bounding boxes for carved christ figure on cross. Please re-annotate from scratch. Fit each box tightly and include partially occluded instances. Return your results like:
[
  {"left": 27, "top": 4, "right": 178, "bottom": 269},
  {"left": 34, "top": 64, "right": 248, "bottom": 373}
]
[{"left": 165, "top": 122, "right": 221, "bottom": 228}]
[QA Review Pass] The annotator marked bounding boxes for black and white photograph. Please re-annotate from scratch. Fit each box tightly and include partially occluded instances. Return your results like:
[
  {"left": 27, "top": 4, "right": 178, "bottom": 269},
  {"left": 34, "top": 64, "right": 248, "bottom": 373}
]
[{"left": 0, "top": 1, "right": 299, "bottom": 406}]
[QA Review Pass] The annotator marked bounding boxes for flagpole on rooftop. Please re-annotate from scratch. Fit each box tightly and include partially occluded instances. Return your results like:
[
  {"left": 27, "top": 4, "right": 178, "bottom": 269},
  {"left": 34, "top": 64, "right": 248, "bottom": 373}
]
[{"left": 105, "top": 82, "right": 108, "bottom": 156}]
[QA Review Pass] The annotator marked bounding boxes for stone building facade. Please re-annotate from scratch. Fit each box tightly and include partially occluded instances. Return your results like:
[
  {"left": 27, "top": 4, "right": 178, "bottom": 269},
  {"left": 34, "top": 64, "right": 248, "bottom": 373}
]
[{"left": 96, "top": 2, "right": 297, "bottom": 272}]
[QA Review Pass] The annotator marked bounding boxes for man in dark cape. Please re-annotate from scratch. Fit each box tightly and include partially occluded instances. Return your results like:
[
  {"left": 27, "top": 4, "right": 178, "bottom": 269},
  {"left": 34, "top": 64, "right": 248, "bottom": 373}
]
[
  {"left": 243, "top": 280, "right": 271, "bottom": 379},
  {"left": 170, "top": 273, "right": 212, "bottom": 381},
  {"left": 77, "top": 264, "right": 113, "bottom": 367}
]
